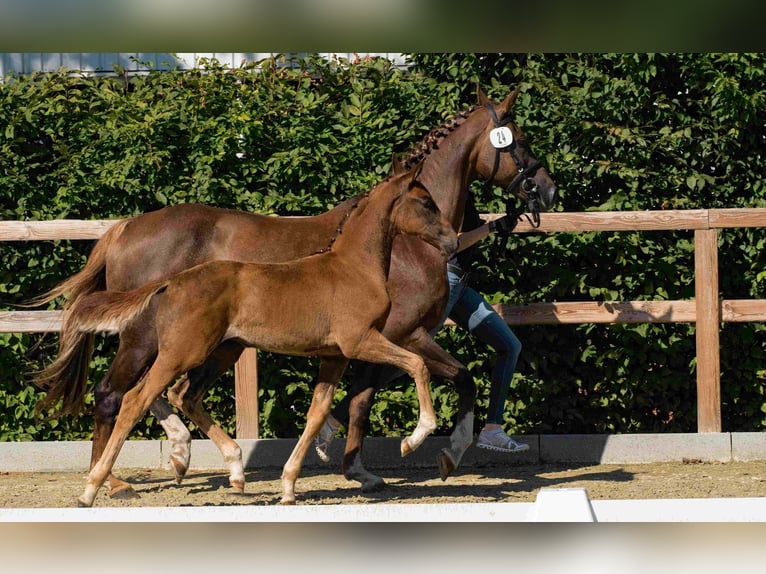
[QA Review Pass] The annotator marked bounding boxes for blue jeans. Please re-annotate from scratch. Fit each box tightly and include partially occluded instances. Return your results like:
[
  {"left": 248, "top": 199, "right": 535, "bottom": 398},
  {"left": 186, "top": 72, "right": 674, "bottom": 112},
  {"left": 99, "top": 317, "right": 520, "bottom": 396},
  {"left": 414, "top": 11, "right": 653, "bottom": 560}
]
[{"left": 436, "top": 271, "right": 522, "bottom": 425}]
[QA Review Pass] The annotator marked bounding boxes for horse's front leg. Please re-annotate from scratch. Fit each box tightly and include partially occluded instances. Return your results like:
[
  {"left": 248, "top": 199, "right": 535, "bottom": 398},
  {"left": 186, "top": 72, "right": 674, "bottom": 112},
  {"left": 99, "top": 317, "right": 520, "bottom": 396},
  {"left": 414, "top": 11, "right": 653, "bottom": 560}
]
[
  {"left": 402, "top": 327, "right": 475, "bottom": 480},
  {"left": 349, "top": 330, "right": 437, "bottom": 456},
  {"left": 280, "top": 357, "right": 349, "bottom": 505}
]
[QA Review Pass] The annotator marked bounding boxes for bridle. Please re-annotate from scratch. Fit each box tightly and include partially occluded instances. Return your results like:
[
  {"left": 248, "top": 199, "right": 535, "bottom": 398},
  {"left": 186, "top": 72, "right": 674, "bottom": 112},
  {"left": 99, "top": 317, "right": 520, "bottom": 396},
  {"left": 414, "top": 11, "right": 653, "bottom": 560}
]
[{"left": 481, "top": 102, "right": 545, "bottom": 230}]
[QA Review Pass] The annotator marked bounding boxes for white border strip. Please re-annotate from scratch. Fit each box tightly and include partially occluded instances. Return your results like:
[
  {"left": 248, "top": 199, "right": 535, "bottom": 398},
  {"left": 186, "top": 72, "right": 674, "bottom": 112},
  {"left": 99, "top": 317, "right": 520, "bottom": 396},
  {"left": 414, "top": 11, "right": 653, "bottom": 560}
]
[
  {"left": 0, "top": 502, "right": 532, "bottom": 523},
  {"left": 3, "top": 490, "right": 766, "bottom": 522}
]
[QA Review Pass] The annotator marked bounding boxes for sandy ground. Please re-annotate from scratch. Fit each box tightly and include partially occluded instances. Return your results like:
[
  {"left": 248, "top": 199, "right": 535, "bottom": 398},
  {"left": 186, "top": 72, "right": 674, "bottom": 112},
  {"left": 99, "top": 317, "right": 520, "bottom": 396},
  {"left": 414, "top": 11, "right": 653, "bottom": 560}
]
[{"left": 1, "top": 460, "right": 765, "bottom": 508}]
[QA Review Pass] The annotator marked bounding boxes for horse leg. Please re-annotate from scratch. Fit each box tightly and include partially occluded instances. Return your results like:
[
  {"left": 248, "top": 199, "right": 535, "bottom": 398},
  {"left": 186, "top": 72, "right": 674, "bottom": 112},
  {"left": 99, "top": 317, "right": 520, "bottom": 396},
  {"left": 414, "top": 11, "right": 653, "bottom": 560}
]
[
  {"left": 341, "top": 362, "right": 400, "bottom": 493},
  {"left": 402, "top": 327, "right": 475, "bottom": 480},
  {"left": 79, "top": 360, "right": 179, "bottom": 507},
  {"left": 349, "top": 330, "right": 437, "bottom": 456},
  {"left": 148, "top": 398, "right": 192, "bottom": 484},
  {"left": 166, "top": 340, "right": 246, "bottom": 492},
  {"left": 341, "top": 329, "right": 474, "bottom": 489},
  {"left": 91, "top": 332, "right": 157, "bottom": 500},
  {"left": 280, "top": 356, "right": 349, "bottom": 505}
]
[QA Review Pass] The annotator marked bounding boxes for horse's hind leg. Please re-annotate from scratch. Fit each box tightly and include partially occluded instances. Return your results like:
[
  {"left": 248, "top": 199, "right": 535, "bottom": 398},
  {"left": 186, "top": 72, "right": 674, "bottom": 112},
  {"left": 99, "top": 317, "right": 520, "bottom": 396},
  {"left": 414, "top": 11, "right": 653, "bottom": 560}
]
[
  {"left": 79, "top": 359, "right": 179, "bottom": 507},
  {"left": 91, "top": 331, "right": 158, "bottom": 500},
  {"left": 166, "top": 340, "right": 246, "bottom": 492},
  {"left": 341, "top": 362, "right": 399, "bottom": 493},
  {"left": 281, "top": 356, "right": 348, "bottom": 505},
  {"left": 148, "top": 398, "right": 192, "bottom": 483}
]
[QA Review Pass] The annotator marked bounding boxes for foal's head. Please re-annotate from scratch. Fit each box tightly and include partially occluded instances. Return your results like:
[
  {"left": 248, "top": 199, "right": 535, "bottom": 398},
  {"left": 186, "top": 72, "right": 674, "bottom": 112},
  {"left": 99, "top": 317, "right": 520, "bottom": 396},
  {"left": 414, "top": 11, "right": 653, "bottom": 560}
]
[{"left": 390, "top": 162, "right": 458, "bottom": 258}]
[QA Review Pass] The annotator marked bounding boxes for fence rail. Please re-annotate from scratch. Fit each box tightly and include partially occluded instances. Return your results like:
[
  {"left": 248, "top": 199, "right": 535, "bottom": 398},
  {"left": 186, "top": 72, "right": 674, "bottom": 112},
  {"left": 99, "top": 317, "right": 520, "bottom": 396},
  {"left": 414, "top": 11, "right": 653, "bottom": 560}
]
[{"left": 3, "top": 208, "right": 765, "bottom": 436}]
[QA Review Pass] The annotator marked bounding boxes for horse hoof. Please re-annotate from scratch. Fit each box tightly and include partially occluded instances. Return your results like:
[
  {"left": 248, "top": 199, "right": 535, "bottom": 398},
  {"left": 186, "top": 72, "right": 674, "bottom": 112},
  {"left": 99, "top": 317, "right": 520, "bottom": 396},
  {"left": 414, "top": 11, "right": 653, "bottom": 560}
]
[
  {"left": 76, "top": 496, "right": 93, "bottom": 508},
  {"left": 360, "top": 476, "right": 386, "bottom": 493},
  {"left": 230, "top": 480, "right": 245, "bottom": 494},
  {"left": 170, "top": 458, "right": 188, "bottom": 484},
  {"left": 400, "top": 437, "right": 413, "bottom": 457},
  {"left": 109, "top": 484, "right": 140, "bottom": 500},
  {"left": 437, "top": 449, "right": 457, "bottom": 481},
  {"left": 279, "top": 497, "right": 296, "bottom": 506}
]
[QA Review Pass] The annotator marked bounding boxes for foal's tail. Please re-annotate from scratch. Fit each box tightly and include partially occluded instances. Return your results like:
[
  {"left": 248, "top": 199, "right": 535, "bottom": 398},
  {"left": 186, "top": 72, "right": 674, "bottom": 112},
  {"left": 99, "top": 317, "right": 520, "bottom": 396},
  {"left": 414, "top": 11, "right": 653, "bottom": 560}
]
[
  {"left": 31, "top": 218, "right": 133, "bottom": 418},
  {"left": 34, "top": 278, "right": 170, "bottom": 417},
  {"left": 63, "top": 279, "right": 170, "bottom": 336}
]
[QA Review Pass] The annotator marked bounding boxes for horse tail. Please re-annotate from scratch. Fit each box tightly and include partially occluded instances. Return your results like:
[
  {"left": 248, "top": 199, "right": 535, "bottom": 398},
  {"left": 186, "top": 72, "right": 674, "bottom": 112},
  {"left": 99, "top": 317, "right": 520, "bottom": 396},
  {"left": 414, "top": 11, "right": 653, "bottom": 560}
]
[
  {"left": 30, "top": 219, "right": 131, "bottom": 418},
  {"left": 64, "top": 279, "right": 169, "bottom": 336},
  {"left": 33, "top": 277, "right": 169, "bottom": 418}
]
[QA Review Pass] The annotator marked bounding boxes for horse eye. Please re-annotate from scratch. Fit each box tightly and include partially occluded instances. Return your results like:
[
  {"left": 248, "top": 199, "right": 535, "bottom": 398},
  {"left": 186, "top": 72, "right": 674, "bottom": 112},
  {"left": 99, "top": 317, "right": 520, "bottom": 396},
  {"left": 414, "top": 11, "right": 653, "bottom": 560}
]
[{"left": 423, "top": 198, "right": 436, "bottom": 211}]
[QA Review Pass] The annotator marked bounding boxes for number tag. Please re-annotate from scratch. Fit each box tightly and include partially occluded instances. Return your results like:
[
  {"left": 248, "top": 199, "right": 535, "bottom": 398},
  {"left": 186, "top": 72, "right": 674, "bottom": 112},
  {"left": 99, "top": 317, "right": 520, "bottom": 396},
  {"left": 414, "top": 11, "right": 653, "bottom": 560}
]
[{"left": 490, "top": 126, "right": 513, "bottom": 149}]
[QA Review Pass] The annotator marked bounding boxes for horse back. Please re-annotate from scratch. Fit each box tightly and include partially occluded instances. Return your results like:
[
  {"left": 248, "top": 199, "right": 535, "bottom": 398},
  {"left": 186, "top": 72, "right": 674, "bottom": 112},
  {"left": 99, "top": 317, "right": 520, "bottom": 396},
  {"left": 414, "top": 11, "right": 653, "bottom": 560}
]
[{"left": 104, "top": 202, "right": 350, "bottom": 292}]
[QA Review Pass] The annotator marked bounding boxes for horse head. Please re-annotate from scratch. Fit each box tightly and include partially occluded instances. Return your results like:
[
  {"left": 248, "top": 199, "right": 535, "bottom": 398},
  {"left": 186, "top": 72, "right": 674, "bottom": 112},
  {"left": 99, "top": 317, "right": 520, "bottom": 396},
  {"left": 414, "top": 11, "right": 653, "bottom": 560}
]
[
  {"left": 391, "top": 158, "right": 458, "bottom": 258},
  {"left": 475, "top": 86, "right": 557, "bottom": 224}
]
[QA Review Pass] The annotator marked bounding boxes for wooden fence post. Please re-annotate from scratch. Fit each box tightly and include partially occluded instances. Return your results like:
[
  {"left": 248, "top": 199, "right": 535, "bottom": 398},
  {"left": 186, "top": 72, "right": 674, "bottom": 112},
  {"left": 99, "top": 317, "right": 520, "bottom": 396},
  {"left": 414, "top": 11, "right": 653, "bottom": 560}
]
[
  {"left": 234, "top": 348, "right": 259, "bottom": 439},
  {"left": 694, "top": 228, "right": 721, "bottom": 433}
]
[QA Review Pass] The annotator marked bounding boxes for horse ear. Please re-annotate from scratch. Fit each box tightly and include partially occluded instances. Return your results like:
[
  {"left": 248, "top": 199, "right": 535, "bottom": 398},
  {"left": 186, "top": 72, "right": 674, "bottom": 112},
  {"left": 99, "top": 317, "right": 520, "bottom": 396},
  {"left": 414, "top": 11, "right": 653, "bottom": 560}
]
[
  {"left": 391, "top": 153, "right": 406, "bottom": 176},
  {"left": 410, "top": 162, "right": 424, "bottom": 183},
  {"left": 477, "top": 84, "right": 490, "bottom": 107},
  {"left": 499, "top": 86, "right": 522, "bottom": 115},
  {"left": 405, "top": 162, "right": 424, "bottom": 190}
]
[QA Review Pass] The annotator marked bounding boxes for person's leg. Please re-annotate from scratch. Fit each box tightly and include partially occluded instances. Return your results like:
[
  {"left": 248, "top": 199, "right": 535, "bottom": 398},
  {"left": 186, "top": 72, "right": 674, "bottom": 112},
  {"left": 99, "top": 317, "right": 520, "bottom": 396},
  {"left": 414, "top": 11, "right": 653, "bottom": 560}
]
[
  {"left": 470, "top": 312, "right": 521, "bottom": 426},
  {"left": 448, "top": 286, "right": 528, "bottom": 453}
]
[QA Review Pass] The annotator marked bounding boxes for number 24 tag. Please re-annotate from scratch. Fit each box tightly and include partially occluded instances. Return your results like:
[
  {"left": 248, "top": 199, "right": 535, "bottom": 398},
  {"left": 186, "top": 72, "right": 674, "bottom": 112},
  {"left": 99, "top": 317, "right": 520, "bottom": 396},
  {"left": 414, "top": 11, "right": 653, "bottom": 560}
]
[{"left": 490, "top": 127, "right": 513, "bottom": 149}]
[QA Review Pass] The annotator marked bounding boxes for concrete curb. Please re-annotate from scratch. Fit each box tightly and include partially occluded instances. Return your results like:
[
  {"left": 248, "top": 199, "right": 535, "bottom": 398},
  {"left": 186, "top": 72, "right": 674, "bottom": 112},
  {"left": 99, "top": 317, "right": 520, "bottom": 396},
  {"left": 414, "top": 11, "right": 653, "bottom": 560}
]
[{"left": 0, "top": 432, "right": 763, "bottom": 472}]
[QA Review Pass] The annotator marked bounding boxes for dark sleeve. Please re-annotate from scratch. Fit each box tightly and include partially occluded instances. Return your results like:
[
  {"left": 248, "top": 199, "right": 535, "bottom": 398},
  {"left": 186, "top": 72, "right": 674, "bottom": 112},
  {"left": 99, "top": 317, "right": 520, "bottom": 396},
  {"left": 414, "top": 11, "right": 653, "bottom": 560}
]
[{"left": 453, "top": 193, "right": 484, "bottom": 270}]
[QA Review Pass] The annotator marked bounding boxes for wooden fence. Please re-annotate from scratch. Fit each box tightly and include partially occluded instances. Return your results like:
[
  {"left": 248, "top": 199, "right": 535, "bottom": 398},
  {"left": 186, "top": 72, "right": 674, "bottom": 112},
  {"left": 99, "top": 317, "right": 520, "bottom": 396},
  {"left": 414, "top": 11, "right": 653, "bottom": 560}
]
[{"left": 2, "top": 208, "right": 766, "bottom": 436}]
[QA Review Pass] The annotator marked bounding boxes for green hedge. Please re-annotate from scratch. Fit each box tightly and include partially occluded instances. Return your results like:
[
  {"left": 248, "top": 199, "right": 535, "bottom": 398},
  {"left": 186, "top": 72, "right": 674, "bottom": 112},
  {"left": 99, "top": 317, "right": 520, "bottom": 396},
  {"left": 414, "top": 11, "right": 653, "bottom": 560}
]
[{"left": 0, "top": 53, "right": 764, "bottom": 441}]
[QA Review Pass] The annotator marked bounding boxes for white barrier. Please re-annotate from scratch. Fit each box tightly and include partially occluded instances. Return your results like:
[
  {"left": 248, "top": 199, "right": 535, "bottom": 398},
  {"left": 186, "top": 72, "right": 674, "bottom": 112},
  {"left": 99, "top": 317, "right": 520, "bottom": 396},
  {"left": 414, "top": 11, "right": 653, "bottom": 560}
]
[{"left": 2, "top": 489, "right": 765, "bottom": 522}]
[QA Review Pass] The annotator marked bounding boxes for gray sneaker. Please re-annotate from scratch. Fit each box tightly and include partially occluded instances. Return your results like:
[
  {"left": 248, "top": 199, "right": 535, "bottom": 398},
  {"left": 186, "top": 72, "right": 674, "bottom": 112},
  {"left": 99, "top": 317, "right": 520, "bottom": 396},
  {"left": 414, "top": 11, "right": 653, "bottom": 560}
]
[
  {"left": 314, "top": 418, "right": 339, "bottom": 463},
  {"left": 476, "top": 428, "right": 529, "bottom": 453}
]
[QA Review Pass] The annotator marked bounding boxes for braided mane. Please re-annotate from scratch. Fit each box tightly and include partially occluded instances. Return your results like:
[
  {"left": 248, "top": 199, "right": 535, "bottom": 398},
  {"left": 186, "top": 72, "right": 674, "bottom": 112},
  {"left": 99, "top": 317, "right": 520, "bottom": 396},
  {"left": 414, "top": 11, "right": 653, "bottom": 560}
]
[{"left": 401, "top": 106, "right": 478, "bottom": 169}]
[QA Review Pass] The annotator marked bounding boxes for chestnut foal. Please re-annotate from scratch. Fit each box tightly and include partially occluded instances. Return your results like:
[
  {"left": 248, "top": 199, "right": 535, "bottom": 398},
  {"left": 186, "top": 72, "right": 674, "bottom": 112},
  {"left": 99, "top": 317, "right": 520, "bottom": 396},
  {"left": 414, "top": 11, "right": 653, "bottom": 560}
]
[{"left": 61, "top": 165, "right": 457, "bottom": 506}]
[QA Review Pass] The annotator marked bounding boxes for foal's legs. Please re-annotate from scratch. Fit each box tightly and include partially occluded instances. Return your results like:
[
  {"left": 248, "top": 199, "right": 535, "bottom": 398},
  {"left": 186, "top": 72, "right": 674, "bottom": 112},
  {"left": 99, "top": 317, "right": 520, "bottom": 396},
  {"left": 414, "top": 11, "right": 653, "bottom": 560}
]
[
  {"left": 95, "top": 335, "right": 244, "bottom": 495},
  {"left": 91, "top": 327, "right": 163, "bottom": 499},
  {"left": 79, "top": 359, "right": 180, "bottom": 507},
  {"left": 281, "top": 356, "right": 349, "bottom": 505},
  {"left": 166, "top": 340, "right": 246, "bottom": 492},
  {"left": 341, "top": 327, "right": 474, "bottom": 488},
  {"left": 349, "top": 330, "right": 437, "bottom": 456}
]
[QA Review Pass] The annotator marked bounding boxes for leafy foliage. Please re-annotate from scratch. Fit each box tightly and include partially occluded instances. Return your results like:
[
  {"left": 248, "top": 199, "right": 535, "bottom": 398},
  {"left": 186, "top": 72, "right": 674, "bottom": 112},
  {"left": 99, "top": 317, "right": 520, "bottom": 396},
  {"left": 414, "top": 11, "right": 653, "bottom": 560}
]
[{"left": 0, "top": 53, "right": 764, "bottom": 440}]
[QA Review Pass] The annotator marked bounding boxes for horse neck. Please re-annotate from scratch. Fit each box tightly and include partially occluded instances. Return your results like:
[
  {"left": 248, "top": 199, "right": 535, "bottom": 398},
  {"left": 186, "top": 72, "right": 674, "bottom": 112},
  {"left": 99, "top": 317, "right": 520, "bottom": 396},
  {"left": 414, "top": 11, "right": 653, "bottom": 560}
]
[
  {"left": 410, "top": 109, "right": 486, "bottom": 231},
  {"left": 330, "top": 185, "right": 400, "bottom": 279}
]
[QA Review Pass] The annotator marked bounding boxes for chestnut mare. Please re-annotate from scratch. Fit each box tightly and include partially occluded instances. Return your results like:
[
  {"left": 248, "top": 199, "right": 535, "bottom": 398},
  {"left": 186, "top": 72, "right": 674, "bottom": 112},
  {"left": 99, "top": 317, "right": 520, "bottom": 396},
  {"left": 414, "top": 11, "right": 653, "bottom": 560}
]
[
  {"left": 63, "top": 165, "right": 457, "bottom": 506},
  {"left": 35, "top": 87, "right": 556, "bottom": 497}
]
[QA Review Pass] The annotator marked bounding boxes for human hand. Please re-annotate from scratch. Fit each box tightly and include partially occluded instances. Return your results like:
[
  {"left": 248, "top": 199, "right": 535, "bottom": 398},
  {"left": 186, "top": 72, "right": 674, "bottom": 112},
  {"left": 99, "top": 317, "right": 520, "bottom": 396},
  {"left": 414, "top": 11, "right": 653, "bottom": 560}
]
[{"left": 488, "top": 214, "right": 514, "bottom": 234}]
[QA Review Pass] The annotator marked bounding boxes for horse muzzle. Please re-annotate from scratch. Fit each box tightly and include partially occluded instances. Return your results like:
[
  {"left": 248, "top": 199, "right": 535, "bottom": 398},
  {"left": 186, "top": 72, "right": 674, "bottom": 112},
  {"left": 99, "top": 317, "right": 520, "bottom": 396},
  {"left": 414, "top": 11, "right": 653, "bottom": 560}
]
[
  {"left": 525, "top": 169, "right": 557, "bottom": 212},
  {"left": 430, "top": 228, "right": 458, "bottom": 259}
]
